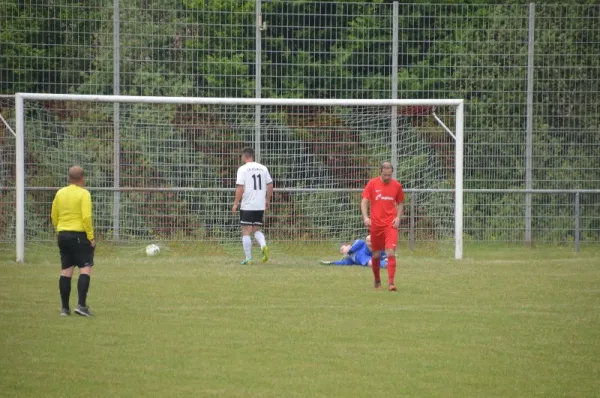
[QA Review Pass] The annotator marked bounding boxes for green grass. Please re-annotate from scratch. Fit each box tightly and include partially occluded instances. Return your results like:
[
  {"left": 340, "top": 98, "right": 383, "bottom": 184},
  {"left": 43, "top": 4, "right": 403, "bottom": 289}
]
[{"left": 1, "top": 243, "right": 599, "bottom": 397}]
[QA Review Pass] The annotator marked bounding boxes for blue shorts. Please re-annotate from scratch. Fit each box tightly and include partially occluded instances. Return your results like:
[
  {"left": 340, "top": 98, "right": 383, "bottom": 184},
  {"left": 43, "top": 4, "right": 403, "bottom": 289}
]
[{"left": 351, "top": 252, "right": 369, "bottom": 266}]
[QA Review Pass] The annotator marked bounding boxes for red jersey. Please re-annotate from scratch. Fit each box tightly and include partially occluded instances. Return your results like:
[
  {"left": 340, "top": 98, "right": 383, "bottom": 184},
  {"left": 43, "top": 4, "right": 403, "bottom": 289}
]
[{"left": 362, "top": 177, "right": 404, "bottom": 229}]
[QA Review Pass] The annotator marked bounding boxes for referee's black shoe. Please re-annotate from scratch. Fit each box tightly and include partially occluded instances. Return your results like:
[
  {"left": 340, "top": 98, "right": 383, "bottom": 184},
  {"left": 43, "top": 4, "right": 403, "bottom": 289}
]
[{"left": 75, "top": 305, "right": 93, "bottom": 317}]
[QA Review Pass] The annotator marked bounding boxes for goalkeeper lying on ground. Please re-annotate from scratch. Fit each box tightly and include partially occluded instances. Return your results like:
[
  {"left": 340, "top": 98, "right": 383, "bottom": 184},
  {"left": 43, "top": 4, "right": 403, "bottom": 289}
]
[{"left": 319, "top": 235, "right": 387, "bottom": 268}]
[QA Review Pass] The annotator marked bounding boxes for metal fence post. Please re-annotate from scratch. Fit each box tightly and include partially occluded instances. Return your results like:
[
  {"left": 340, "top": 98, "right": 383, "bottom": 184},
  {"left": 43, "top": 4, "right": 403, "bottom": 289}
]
[
  {"left": 391, "top": 2, "right": 399, "bottom": 174},
  {"left": 525, "top": 2, "right": 535, "bottom": 246},
  {"left": 410, "top": 192, "right": 415, "bottom": 252},
  {"left": 113, "top": 0, "right": 120, "bottom": 240},
  {"left": 255, "top": 0, "right": 262, "bottom": 162},
  {"left": 574, "top": 192, "right": 580, "bottom": 253}
]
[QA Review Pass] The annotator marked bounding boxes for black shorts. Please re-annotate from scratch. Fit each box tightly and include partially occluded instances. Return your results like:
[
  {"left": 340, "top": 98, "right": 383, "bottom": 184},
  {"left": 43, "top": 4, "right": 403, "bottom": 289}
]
[
  {"left": 240, "top": 210, "right": 264, "bottom": 226},
  {"left": 57, "top": 231, "right": 94, "bottom": 269}
]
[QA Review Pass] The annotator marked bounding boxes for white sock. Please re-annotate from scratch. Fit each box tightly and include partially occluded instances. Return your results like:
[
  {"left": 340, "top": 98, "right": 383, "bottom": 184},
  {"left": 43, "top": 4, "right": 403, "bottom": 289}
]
[
  {"left": 242, "top": 235, "right": 252, "bottom": 259},
  {"left": 254, "top": 231, "right": 267, "bottom": 249}
]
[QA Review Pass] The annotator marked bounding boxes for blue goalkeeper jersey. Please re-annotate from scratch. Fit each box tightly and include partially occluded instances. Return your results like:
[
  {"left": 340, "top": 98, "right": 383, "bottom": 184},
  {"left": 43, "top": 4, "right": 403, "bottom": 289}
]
[{"left": 333, "top": 239, "right": 387, "bottom": 267}]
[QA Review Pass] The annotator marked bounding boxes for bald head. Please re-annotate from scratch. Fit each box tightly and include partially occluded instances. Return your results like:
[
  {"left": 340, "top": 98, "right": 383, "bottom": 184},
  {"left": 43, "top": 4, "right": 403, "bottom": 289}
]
[
  {"left": 68, "top": 166, "right": 85, "bottom": 185},
  {"left": 380, "top": 161, "right": 393, "bottom": 184},
  {"left": 380, "top": 161, "right": 393, "bottom": 172}
]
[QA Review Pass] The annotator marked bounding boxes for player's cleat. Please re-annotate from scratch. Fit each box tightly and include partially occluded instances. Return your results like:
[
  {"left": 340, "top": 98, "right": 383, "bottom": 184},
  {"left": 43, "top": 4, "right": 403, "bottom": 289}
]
[
  {"left": 240, "top": 258, "right": 252, "bottom": 265},
  {"left": 374, "top": 280, "right": 382, "bottom": 290},
  {"left": 261, "top": 246, "right": 269, "bottom": 264},
  {"left": 60, "top": 308, "right": 71, "bottom": 316},
  {"left": 74, "top": 305, "right": 93, "bottom": 317},
  {"left": 388, "top": 284, "right": 397, "bottom": 292},
  {"left": 319, "top": 260, "right": 333, "bottom": 265}
]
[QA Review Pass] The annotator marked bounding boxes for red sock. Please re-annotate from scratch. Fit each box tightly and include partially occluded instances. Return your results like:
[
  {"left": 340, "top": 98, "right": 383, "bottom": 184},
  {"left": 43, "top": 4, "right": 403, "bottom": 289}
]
[
  {"left": 387, "top": 256, "right": 396, "bottom": 285},
  {"left": 371, "top": 257, "right": 381, "bottom": 282}
]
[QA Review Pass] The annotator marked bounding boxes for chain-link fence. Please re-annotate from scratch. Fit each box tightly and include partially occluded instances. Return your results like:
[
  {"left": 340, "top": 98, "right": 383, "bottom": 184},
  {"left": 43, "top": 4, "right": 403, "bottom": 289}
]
[{"left": 1, "top": 1, "right": 599, "bottom": 251}]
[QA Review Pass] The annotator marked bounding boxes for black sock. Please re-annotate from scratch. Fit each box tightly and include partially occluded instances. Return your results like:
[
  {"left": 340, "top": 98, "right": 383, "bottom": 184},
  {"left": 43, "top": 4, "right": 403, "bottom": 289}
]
[
  {"left": 77, "top": 274, "right": 91, "bottom": 307},
  {"left": 59, "top": 276, "right": 72, "bottom": 310}
]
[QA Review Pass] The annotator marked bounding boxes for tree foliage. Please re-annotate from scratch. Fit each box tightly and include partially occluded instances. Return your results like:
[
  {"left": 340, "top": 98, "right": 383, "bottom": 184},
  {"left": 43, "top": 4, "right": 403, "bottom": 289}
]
[{"left": 1, "top": 1, "right": 598, "bottom": 242}]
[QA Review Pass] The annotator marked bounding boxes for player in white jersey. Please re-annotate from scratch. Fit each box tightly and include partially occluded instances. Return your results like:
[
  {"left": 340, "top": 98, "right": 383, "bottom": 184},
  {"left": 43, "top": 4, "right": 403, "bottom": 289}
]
[{"left": 232, "top": 147, "right": 273, "bottom": 265}]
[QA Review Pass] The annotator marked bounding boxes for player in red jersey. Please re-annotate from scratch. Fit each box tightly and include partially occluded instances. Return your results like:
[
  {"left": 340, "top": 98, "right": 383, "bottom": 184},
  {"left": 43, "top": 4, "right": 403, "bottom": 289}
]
[{"left": 360, "top": 161, "right": 404, "bottom": 291}]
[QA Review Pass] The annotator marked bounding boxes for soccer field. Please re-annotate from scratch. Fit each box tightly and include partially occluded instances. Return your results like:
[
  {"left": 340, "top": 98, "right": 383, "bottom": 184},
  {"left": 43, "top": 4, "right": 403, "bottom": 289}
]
[{"left": 1, "top": 244, "right": 599, "bottom": 397}]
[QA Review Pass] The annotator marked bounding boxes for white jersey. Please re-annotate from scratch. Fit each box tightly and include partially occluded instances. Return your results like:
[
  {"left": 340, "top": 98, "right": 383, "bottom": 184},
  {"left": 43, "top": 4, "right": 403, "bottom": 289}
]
[{"left": 236, "top": 162, "right": 273, "bottom": 210}]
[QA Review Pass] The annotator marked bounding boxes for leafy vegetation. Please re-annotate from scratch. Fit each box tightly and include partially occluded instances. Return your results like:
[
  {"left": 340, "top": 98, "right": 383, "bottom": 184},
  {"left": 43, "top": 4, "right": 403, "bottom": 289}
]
[{"left": 0, "top": 1, "right": 598, "bottom": 243}]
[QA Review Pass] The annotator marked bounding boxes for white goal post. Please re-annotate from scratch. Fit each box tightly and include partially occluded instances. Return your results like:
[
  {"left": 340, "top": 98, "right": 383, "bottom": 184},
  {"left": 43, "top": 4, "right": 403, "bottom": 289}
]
[{"left": 14, "top": 93, "right": 464, "bottom": 262}]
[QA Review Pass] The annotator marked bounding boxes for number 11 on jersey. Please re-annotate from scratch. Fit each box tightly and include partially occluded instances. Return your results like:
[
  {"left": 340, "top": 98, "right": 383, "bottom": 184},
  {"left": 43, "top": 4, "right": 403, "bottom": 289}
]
[{"left": 252, "top": 174, "right": 262, "bottom": 190}]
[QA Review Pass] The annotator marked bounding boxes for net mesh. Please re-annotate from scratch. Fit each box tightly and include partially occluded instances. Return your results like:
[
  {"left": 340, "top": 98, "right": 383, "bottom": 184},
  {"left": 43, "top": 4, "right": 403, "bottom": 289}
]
[
  {"left": 0, "top": 96, "right": 16, "bottom": 246},
  {"left": 2, "top": 3, "right": 599, "bottom": 251},
  {"left": 17, "top": 99, "right": 457, "bottom": 250}
]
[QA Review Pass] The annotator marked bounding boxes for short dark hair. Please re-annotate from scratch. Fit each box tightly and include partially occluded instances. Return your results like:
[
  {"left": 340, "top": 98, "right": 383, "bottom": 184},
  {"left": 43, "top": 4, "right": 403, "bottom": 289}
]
[
  {"left": 242, "top": 147, "right": 255, "bottom": 160},
  {"left": 380, "top": 161, "right": 394, "bottom": 173}
]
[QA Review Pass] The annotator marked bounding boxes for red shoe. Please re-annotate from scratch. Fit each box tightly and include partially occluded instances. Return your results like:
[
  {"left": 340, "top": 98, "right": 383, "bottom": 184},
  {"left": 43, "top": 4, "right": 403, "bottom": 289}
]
[
  {"left": 374, "top": 280, "right": 382, "bottom": 290},
  {"left": 388, "top": 284, "right": 397, "bottom": 292}
]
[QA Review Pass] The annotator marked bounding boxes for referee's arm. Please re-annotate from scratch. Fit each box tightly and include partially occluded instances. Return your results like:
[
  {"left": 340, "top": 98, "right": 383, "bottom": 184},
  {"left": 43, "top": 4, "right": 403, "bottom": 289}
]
[
  {"left": 51, "top": 195, "right": 59, "bottom": 232},
  {"left": 81, "top": 190, "right": 95, "bottom": 242}
]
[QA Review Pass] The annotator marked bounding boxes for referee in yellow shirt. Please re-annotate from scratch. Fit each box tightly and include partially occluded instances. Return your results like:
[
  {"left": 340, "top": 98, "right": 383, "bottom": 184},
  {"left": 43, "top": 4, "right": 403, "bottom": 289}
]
[{"left": 51, "top": 166, "right": 95, "bottom": 317}]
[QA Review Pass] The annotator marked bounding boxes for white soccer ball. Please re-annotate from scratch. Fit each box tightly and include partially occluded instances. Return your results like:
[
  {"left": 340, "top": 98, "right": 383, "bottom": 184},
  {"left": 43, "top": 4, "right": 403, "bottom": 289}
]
[{"left": 145, "top": 244, "right": 161, "bottom": 256}]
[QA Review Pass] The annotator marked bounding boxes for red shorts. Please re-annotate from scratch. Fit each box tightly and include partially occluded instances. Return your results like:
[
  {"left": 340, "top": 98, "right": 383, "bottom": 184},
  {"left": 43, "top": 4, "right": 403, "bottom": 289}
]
[{"left": 370, "top": 227, "right": 398, "bottom": 252}]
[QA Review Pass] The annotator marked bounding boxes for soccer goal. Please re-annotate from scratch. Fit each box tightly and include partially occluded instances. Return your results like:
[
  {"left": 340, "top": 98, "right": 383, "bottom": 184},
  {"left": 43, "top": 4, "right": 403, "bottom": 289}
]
[{"left": 13, "top": 94, "right": 464, "bottom": 262}]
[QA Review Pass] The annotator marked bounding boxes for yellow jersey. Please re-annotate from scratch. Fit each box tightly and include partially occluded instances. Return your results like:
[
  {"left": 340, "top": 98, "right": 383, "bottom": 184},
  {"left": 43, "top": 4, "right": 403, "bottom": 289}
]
[{"left": 51, "top": 184, "right": 94, "bottom": 240}]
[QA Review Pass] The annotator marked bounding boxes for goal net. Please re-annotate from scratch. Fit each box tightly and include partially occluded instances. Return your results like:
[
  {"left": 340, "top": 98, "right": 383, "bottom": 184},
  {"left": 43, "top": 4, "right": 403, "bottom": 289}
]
[{"left": 13, "top": 94, "right": 464, "bottom": 261}]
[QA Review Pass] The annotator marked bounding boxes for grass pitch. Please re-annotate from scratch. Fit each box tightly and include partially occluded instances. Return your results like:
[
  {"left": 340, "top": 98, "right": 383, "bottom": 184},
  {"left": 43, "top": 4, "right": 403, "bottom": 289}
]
[{"left": 1, "top": 243, "right": 599, "bottom": 397}]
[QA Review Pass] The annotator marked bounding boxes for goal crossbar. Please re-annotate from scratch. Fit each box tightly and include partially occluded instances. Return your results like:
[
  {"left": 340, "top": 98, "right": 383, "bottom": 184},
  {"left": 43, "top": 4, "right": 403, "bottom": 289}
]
[
  {"left": 14, "top": 93, "right": 464, "bottom": 262},
  {"left": 16, "top": 93, "right": 463, "bottom": 107}
]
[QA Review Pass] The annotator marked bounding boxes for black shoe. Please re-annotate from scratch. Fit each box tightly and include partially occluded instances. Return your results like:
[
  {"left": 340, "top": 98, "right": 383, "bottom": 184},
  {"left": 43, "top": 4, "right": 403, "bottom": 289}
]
[
  {"left": 74, "top": 305, "right": 93, "bottom": 317},
  {"left": 60, "top": 308, "right": 71, "bottom": 316}
]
